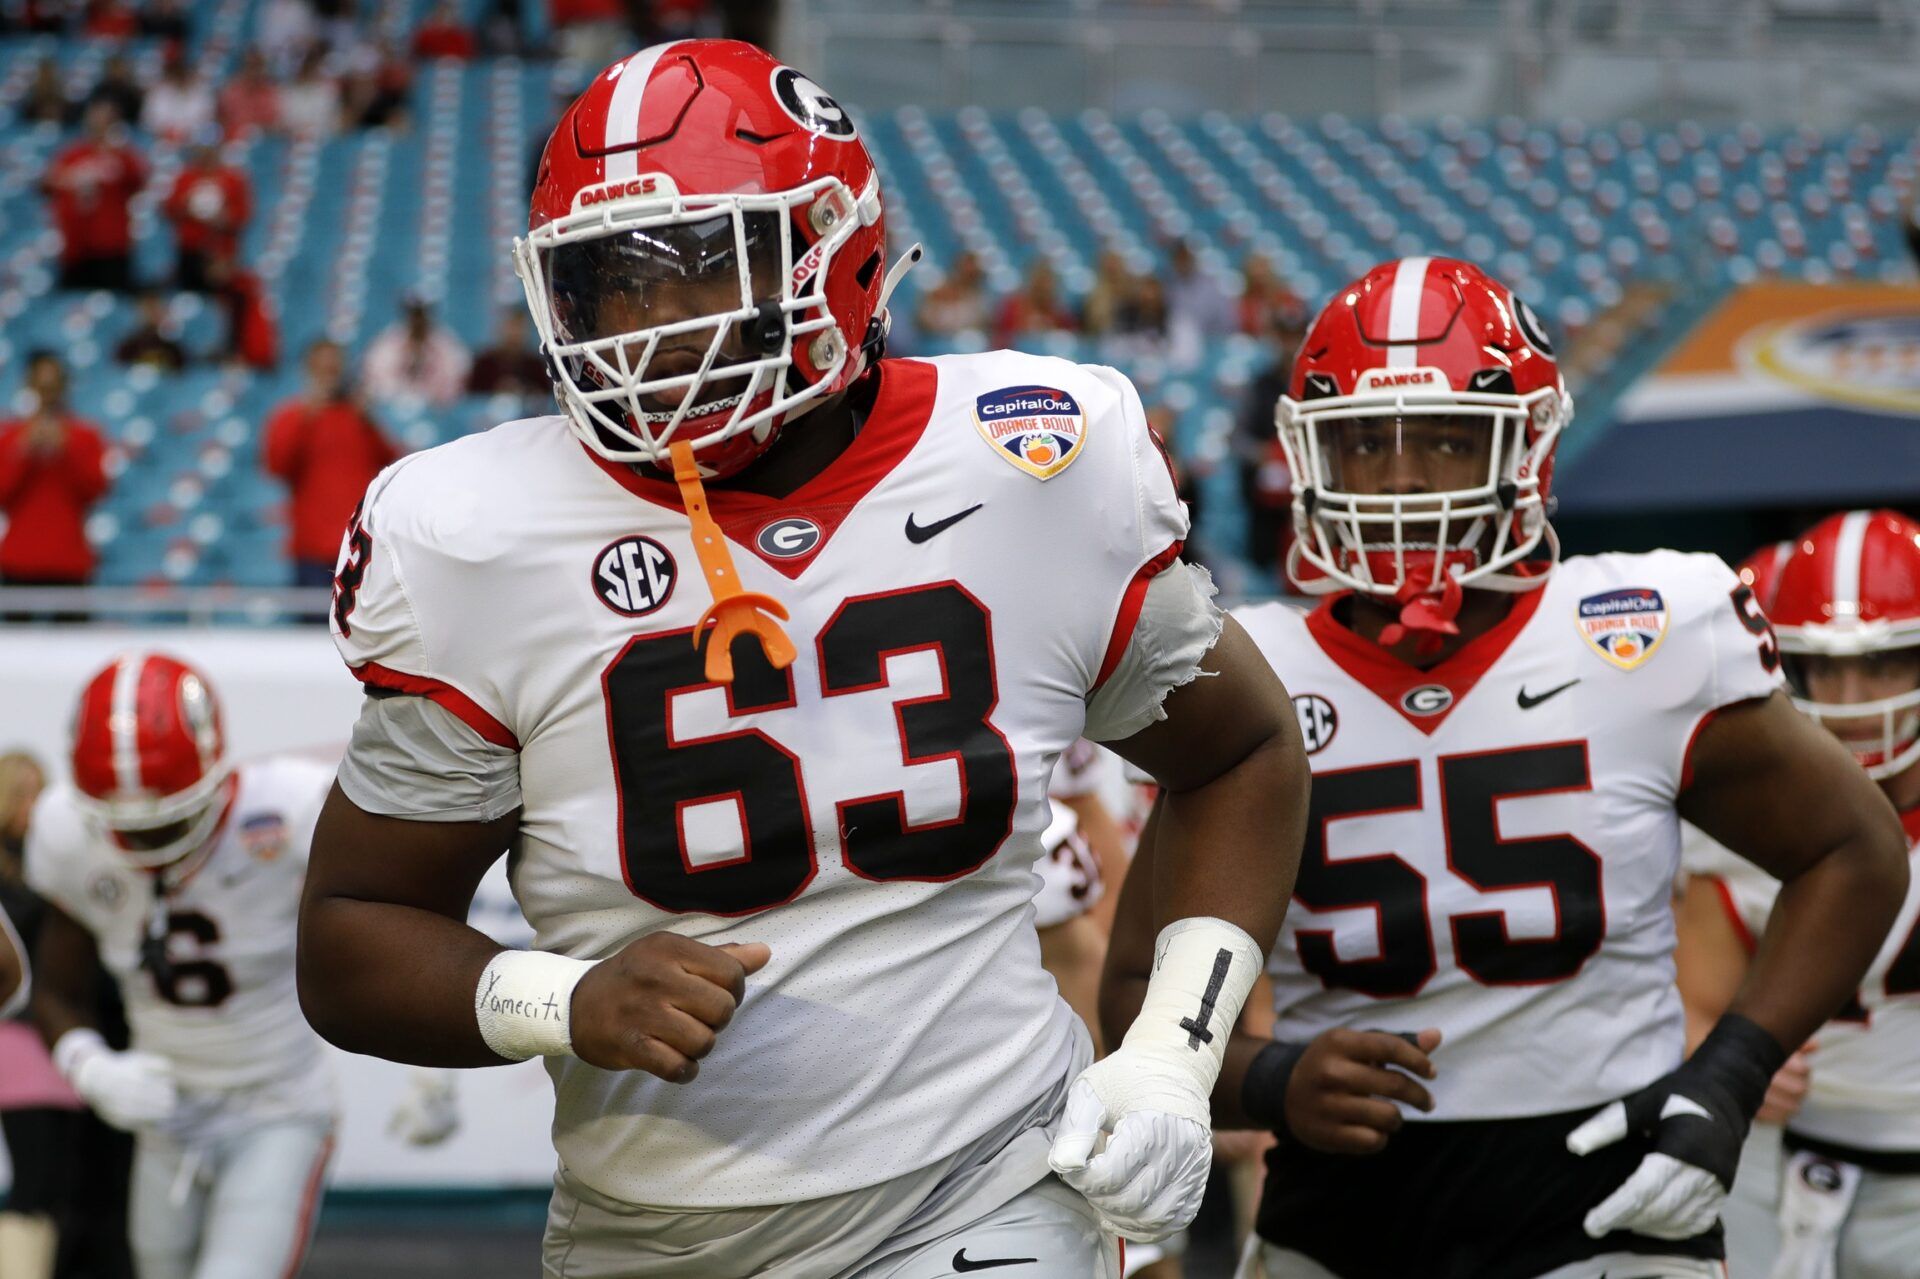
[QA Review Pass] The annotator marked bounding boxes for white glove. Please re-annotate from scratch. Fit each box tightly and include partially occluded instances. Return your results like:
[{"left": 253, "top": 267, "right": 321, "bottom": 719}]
[
  {"left": 1047, "top": 917, "right": 1264, "bottom": 1243},
  {"left": 387, "top": 1068, "right": 461, "bottom": 1146},
  {"left": 1048, "top": 1045, "right": 1214, "bottom": 1242},
  {"left": 1569, "top": 1144, "right": 1724, "bottom": 1241},
  {"left": 54, "top": 1029, "right": 177, "bottom": 1132},
  {"left": 1566, "top": 1014, "right": 1785, "bottom": 1241}
]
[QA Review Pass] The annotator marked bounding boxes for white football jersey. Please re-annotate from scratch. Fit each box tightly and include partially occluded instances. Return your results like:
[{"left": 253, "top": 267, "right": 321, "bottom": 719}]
[
  {"left": 25, "top": 757, "right": 335, "bottom": 1127},
  {"left": 331, "top": 353, "right": 1193, "bottom": 1207},
  {"left": 1683, "top": 814, "right": 1920, "bottom": 1150},
  {"left": 1237, "top": 551, "right": 1784, "bottom": 1119}
]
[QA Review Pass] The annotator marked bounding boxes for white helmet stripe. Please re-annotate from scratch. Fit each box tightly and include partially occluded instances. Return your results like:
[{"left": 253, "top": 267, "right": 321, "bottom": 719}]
[
  {"left": 1768, "top": 539, "right": 1793, "bottom": 584},
  {"left": 601, "top": 41, "right": 683, "bottom": 184},
  {"left": 1385, "top": 255, "right": 1432, "bottom": 369},
  {"left": 1833, "top": 509, "right": 1870, "bottom": 620},
  {"left": 109, "top": 654, "right": 148, "bottom": 796}
]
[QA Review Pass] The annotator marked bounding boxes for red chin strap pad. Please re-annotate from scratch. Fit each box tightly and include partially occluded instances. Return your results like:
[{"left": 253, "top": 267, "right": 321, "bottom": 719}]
[{"left": 1378, "top": 569, "right": 1465, "bottom": 656}]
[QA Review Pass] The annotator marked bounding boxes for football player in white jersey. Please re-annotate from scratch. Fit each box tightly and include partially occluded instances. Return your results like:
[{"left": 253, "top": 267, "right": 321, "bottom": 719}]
[
  {"left": 25, "top": 653, "right": 340, "bottom": 1279},
  {"left": 294, "top": 38, "right": 1311, "bottom": 1279},
  {"left": 1100, "top": 257, "right": 1909, "bottom": 1279},
  {"left": 1678, "top": 511, "right": 1920, "bottom": 1279}
]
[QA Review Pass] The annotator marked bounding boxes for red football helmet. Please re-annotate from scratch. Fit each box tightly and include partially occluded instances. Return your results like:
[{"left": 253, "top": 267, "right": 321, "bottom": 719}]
[
  {"left": 70, "top": 653, "right": 232, "bottom": 868},
  {"left": 515, "top": 40, "right": 906, "bottom": 479},
  {"left": 1735, "top": 539, "right": 1794, "bottom": 613},
  {"left": 1772, "top": 510, "right": 1920, "bottom": 780},
  {"left": 1277, "top": 257, "right": 1571, "bottom": 609}
]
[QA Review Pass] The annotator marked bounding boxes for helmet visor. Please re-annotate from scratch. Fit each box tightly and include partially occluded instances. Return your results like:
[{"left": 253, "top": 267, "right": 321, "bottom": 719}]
[
  {"left": 543, "top": 211, "right": 785, "bottom": 344},
  {"left": 1316, "top": 413, "right": 1497, "bottom": 498},
  {"left": 1788, "top": 649, "right": 1920, "bottom": 777}
]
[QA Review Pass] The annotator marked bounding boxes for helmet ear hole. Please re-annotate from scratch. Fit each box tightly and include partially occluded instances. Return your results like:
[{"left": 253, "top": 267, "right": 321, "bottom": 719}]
[{"left": 854, "top": 251, "right": 881, "bottom": 291}]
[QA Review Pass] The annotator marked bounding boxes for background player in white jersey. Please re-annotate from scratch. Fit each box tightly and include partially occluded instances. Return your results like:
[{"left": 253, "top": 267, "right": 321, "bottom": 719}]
[
  {"left": 1100, "top": 257, "right": 1908, "bottom": 1279},
  {"left": 1038, "top": 739, "right": 1143, "bottom": 1053},
  {"left": 295, "top": 39, "right": 1312, "bottom": 1279},
  {"left": 1677, "top": 510, "right": 1920, "bottom": 1279},
  {"left": 25, "top": 653, "right": 440, "bottom": 1279}
]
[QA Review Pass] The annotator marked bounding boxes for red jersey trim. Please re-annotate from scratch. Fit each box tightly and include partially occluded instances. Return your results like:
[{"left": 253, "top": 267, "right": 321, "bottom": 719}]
[
  {"left": 1303, "top": 585, "right": 1549, "bottom": 734},
  {"left": 348, "top": 661, "right": 519, "bottom": 750},
  {"left": 1094, "top": 539, "right": 1185, "bottom": 691},
  {"left": 1702, "top": 875, "right": 1758, "bottom": 955},
  {"left": 582, "top": 358, "right": 940, "bottom": 579}
]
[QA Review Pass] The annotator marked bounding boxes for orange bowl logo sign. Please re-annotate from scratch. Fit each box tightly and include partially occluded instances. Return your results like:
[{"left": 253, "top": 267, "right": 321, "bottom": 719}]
[
  {"left": 973, "top": 386, "right": 1086, "bottom": 480},
  {"left": 1743, "top": 309, "right": 1920, "bottom": 415}
]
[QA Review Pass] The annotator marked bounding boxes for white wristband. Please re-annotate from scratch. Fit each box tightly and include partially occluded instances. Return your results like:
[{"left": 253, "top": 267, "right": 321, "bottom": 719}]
[
  {"left": 1122, "top": 917, "right": 1265, "bottom": 1092},
  {"left": 475, "top": 950, "right": 594, "bottom": 1062}
]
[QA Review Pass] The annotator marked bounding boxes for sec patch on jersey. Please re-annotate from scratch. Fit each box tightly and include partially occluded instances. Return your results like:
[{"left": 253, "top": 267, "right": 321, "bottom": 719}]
[
  {"left": 972, "top": 385, "right": 1087, "bottom": 479},
  {"left": 1576, "top": 587, "right": 1669, "bottom": 670}
]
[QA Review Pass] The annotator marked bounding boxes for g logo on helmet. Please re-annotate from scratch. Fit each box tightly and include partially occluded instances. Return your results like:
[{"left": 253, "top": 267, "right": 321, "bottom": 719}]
[
  {"left": 1512, "top": 294, "right": 1555, "bottom": 357},
  {"left": 1401, "top": 684, "right": 1453, "bottom": 716},
  {"left": 771, "top": 67, "right": 857, "bottom": 140}
]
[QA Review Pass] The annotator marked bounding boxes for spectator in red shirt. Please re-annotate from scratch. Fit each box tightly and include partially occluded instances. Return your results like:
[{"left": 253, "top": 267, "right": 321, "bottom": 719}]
[
  {"left": 42, "top": 102, "right": 148, "bottom": 293},
  {"left": 466, "top": 306, "right": 548, "bottom": 402},
  {"left": 205, "top": 251, "right": 279, "bottom": 369},
  {"left": 0, "top": 352, "right": 110, "bottom": 595},
  {"left": 164, "top": 143, "right": 252, "bottom": 292},
  {"left": 992, "top": 258, "right": 1077, "bottom": 348},
  {"left": 218, "top": 49, "right": 281, "bottom": 138},
  {"left": 412, "top": 0, "right": 477, "bottom": 59},
  {"left": 263, "top": 340, "right": 398, "bottom": 587},
  {"left": 83, "top": 0, "right": 138, "bottom": 39}
]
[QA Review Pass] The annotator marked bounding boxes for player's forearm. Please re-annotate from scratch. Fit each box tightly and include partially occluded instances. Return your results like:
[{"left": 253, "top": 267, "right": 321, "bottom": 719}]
[
  {"left": 31, "top": 979, "right": 95, "bottom": 1049},
  {"left": 1153, "top": 728, "right": 1308, "bottom": 947},
  {"left": 297, "top": 894, "right": 506, "bottom": 1067},
  {"left": 1098, "top": 902, "right": 1270, "bottom": 1127},
  {"left": 1732, "top": 822, "right": 1908, "bottom": 1051}
]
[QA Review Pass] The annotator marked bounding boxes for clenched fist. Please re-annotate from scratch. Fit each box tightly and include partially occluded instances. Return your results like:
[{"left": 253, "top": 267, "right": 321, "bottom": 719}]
[
  {"left": 1239, "top": 1027, "right": 1440, "bottom": 1154},
  {"left": 570, "top": 934, "right": 770, "bottom": 1083}
]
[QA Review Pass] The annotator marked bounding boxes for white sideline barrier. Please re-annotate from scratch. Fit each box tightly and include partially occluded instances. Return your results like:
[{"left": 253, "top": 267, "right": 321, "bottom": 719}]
[{"left": 0, "top": 625, "right": 559, "bottom": 1189}]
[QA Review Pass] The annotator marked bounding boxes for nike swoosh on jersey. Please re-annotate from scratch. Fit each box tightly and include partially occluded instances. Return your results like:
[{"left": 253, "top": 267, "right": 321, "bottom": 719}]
[
  {"left": 905, "top": 504, "right": 984, "bottom": 544},
  {"left": 1516, "top": 678, "right": 1580, "bottom": 709},
  {"left": 952, "top": 1250, "right": 1037, "bottom": 1272}
]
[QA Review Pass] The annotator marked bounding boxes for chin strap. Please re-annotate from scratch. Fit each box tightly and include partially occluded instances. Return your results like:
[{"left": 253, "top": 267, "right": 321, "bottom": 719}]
[
  {"left": 669, "top": 441, "right": 796, "bottom": 683},
  {"left": 1377, "top": 567, "right": 1465, "bottom": 656}
]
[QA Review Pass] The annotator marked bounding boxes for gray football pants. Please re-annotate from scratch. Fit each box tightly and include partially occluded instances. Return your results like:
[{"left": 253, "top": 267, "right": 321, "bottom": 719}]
[
  {"left": 130, "top": 1117, "right": 334, "bottom": 1279},
  {"left": 1722, "top": 1125, "right": 1920, "bottom": 1279},
  {"left": 545, "top": 1156, "right": 1117, "bottom": 1278}
]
